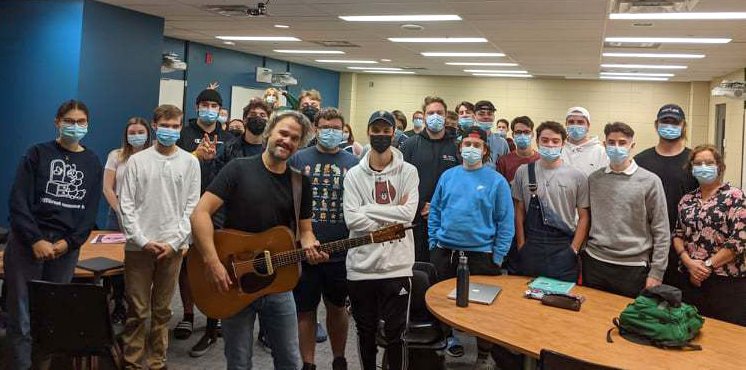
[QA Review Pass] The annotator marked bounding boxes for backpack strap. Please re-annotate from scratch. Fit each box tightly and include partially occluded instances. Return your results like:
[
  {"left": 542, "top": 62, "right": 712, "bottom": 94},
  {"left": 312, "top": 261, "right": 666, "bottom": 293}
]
[
  {"left": 291, "top": 168, "right": 302, "bottom": 240},
  {"left": 527, "top": 162, "right": 538, "bottom": 194}
]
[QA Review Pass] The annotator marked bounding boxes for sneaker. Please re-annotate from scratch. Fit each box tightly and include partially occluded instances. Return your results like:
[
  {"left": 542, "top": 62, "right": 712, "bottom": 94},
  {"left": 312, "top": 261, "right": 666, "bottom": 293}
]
[
  {"left": 189, "top": 333, "right": 218, "bottom": 358},
  {"left": 111, "top": 305, "right": 126, "bottom": 325},
  {"left": 474, "top": 353, "right": 497, "bottom": 370},
  {"left": 445, "top": 335, "right": 464, "bottom": 357},
  {"left": 332, "top": 357, "right": 348, "bottom": 370},
  {"left": 315, "top": 322, "right": 328, "bottom": 343},
  {"left": 173, "top": 318, "right": 193, "bottom": 340},
  {"left": 301, "top": 363, "right": 316, "bottom": 370}
]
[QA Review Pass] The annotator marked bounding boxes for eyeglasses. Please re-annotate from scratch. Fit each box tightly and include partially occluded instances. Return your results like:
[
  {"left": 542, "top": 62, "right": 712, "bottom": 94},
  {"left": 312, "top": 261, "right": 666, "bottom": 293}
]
[
  {"left": 513, "top": 130, "right": 532, "bottom": 135},
  {"left": 61, "top": 118, "right": 88, "bottom": 126}
]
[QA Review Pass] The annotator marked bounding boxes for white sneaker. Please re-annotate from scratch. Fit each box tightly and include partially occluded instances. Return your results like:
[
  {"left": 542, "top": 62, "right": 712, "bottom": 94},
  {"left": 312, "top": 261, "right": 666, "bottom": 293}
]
[{"left": 474, "top": 354, "right": 497, "bottom": 370}]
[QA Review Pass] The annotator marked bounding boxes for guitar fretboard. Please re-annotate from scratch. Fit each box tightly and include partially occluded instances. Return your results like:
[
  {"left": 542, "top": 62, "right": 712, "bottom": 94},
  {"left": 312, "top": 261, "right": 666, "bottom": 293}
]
[{"left": 271, "top": 234, "right": 375, "bottom": 268}]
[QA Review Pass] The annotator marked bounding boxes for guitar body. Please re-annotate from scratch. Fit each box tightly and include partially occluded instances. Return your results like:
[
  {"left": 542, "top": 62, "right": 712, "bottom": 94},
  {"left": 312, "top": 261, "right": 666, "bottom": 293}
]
[{"left": 187, "top": 226, "right": 300, "bottom": 319}]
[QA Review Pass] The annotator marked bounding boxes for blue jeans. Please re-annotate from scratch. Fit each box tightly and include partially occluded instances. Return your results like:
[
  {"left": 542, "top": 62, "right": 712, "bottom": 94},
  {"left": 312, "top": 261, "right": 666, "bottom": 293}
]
[
  {"left": 222, "top": 291, "right": 301, "bottom": 370},
  {"left": 4, "top": 233, "right": 80, "bottom": 370},
  {"left": 105, "top": 208, "right": 121, "bottom": 231}
]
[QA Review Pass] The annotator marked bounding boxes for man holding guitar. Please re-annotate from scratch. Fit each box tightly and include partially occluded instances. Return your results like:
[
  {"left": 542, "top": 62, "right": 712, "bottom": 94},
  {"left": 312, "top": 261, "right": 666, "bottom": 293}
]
[{"left": 190, "top": 110, "right": 328, "bottom": 370}]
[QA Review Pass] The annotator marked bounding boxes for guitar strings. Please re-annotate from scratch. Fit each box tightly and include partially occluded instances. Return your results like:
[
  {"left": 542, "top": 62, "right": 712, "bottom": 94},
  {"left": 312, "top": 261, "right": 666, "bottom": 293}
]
[{"left": 234, "top": 235, "right": 375, "bottom": 270}]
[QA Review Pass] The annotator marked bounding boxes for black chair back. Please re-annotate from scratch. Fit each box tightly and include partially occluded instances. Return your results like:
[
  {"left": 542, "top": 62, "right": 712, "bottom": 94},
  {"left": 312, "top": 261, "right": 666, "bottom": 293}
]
[
  {"left": 410, "top": 262, "right": 438, "bottom": 322},
  {"left": 539, "top": 349, "right": 621, "bottom": 370}
]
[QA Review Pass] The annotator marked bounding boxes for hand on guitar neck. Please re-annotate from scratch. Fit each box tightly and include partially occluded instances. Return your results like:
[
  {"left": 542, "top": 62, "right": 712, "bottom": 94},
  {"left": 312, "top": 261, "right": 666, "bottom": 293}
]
[{"left": 301, "top": 239, "right": 329, "bottom": 265}]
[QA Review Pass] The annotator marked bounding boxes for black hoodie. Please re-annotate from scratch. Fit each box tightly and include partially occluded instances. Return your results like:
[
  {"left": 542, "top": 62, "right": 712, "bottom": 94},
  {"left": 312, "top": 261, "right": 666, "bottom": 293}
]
[{"left": 401, "top": 129, "right": 460, "bottom": 214}]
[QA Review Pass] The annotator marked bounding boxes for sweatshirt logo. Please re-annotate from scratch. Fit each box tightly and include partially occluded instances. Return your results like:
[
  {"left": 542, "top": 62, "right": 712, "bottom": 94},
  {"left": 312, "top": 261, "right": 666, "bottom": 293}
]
[
  {"left": 374, "top": 179, "right": 397, "bottom": 204},
  {"left": 45, "top": 159, "right": 86, "bottom": 201}
]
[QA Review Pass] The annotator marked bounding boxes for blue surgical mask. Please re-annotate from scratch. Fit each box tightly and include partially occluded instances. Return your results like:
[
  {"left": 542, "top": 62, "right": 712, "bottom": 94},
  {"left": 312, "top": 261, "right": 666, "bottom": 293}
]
[
  {"left": 461, "top": 146, "right": 482, "bottom": 166},
  {"left": 496, "top": 129, "right": 507, "bottom": 138},
  {"left": 538, "top": 146, "right": 562, "bottom": 161},
  {"left": 317, "top": 128, "right": 344, "bottom": 149},
  {"left": 217, "top": 116, "right": 227, "bottom": 124},
  {"left": 657, "top": 123, "right": 682, "bottom": 140},
  {"left": 514, "top": 134, "right": 532, "bottom": 149},
  {"left": 692, "top": 165, "right": 718, "bottom": 184},
  {"left": 478, "top": 120, "right": 493, "bottom": 132},
  {"left": 567, "top": 125, "right": 588, "bottom": 141},
  {"left": 127, "top": 133, "right": 147, "bottom": 148},
  {"left": 458, "top": 117, "right": 475, "bottom": 130},
  {"left": 198, "top": 108, "right": 219, "bottom": 124},
  {"left": 426, "top": 114, "right": 445, "bottom": 132},
  {"left": 60, "top": 124, "right": 88, "bottom": 142},
  {"left": 412, "top": 118, "right": 424, "bottom": 128},
  {"left": 606, "top": 145, "right": 629, "bottom": 164},
  {"left": 156, "top": 127, "right": 180, "bottom": 147},
  {"left": 266, "top": 96, "right": 277, "bottom": 105}
]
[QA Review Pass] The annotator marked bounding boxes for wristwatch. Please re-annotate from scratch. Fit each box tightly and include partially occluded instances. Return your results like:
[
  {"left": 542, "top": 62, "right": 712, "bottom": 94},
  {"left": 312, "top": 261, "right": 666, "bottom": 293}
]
[{"left": 704, "top": 259, "right": 714, "bottom": 269}]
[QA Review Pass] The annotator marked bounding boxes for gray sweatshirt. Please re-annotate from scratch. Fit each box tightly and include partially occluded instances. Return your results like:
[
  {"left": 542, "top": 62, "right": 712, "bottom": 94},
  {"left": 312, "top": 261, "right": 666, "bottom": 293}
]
[{"left": 586, "top": 162, "right": 670, "bottom": 280}]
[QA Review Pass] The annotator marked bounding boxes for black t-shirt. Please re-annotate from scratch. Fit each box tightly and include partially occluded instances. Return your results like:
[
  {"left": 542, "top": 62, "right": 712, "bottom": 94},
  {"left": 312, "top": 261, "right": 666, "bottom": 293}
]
[
  {"left": 207, "top": 155, "right": 312, "bottom": 233},
  {"left": 634, "top": 147, "right": 699, "bottom": 232}
]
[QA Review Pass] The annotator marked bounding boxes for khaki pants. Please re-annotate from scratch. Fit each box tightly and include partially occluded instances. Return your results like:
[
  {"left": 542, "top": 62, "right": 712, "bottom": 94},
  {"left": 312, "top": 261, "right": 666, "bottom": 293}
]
[{"left": 121, "top": 249, "right": 183, "bottom": 369}]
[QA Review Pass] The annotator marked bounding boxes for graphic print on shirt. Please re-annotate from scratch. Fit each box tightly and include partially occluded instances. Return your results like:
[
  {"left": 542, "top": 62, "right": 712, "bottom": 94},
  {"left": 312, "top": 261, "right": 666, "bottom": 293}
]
[
  {"left": 305, "top": 162, "right": 351, "bottom": 225},
  {"left": 374, "top": 175, "right": 397, "bottom": 205},
  {"left": 45, "top": 159, "right": 86, "bottom": 201}
]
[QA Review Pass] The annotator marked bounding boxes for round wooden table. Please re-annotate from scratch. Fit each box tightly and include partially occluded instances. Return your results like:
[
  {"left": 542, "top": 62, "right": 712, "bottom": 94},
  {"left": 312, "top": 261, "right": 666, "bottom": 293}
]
[{"left": 426, "top": 275, "right": 746, "bottom": 369}]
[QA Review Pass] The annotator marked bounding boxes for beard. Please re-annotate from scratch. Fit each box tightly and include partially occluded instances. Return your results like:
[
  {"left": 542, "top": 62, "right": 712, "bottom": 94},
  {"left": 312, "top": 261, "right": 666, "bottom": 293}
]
[{"left": 267, "top": 140, "right": 294, "bottom": 161}]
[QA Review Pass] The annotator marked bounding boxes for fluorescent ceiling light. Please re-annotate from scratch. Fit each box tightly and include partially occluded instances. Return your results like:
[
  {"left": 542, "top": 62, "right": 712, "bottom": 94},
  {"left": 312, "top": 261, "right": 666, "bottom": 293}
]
[
  {"left": 380, "top": 59, "right": 392, "bottom": 62},
  {"left": 446, "top": 62, "right": 519, "bottom": 66},
  {"left": 216, "top": 36, "right": 301, "bottom": 41},
  {"left": 274, "top": 49, "right": 345, "bottom": 54},
  {"left": 472, "top": 73, "right": 533, "bottom": 78},
  {"left": 600, "top": 72, "right": 675, "bottom": 77},
  {"left": 600, "top": 76, "right": 669, "bottom": 81},
  {"left": 316, "top": 59, "right": 378, "bottom": 64},
  {"left": 388, "top": 37, "right": 487, "bottom": 43},
  {"left": 274, "top": 24, "right": 290, "bottom": 28},
  {"left": 339, "top": 15, "right": 461, "bottom": 22},
  {"left": 422, "top": 52, "right": 505, "bottom": 57},
  {"left": 602, "top": 52, "right": 705, "bottom": 59},
  {"left": 610, "top": 12, "right": 746, "bottom": 20},
  {"left": 347, "top": 67, "right": 403, "bottom": 71},
  {"left": 362, "top": 70, "right": 416, "bottom": 74},
  {"left": 605, "top": 37, "right": 731, "bottom": 44},
  {"left": 464, "top": 69, "right": 528, "bottom": 74},
  {"left": 223, "top": 41, "right": 235, "bottom": 46},
  {"left": 601, "top": 64, "right": 687, "bottom": 70}
]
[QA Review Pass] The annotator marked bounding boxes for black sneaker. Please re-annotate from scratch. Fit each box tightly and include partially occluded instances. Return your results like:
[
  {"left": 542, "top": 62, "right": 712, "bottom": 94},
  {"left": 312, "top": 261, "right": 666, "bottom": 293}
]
[
  {"left": 174, "top": 317, "right": 193, "bottom": 340},
  {"left": 332, "top": 357, "right": 348, "bottom": 370},
  {"left": 111, "top": 305, "right": 126, "bottom": 325},
  {"left": 189, "top": 333, "right": 218, "bottom": 357}
]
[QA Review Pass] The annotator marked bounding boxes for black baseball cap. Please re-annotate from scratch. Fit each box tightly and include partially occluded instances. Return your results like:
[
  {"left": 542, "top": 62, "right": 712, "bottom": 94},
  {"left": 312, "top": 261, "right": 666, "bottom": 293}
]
[
  {"left": 462, "top": 126, "right": 488, "bottom": 142},
  {"left": 474, "top": 100, "right": 496, "bottom": 112},
  {"left": 196, "top": 89, "right": 223, "bottom": 107},
  {"left": 657, "top": 104, "right": 685, "bottom": 122},
  {"left": 367, "top": 110, "right": 396, "bottom": 127}
]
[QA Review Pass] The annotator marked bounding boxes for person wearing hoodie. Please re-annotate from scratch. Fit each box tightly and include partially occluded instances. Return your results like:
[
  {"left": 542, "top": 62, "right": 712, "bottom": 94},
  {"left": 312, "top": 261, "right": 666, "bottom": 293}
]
[
  {"left": 560, "top": 106, "right": 609, "bottom": 177},
  {"left": 428, "top": 126, "right": 514, "bottom": 369},
  {"left": 343, "top": 110, "right": 419, "bottom": 370},
  {"left": 402, "top": 96, "right": 460, "bottom": 263},
  {"left": 473, "top": 100, "right": 510, "bottom": 169}
]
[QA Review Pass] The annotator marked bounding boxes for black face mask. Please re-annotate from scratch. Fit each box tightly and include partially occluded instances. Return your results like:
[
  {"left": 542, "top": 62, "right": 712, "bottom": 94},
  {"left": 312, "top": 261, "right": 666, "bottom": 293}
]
[
  {"left": 245, "top": 117, "right": 267, "bottom": 135},
  {"left": 229, "top": 128, "right": 243, "bottom": 137},
  {"left": 302, "top": 106, "right": 319, "bottom": 122},
  {"left": 370, "top": 134, "right": 393, "bottom": 153},
  {"left": 445, "top": 126, "right": 457, "bottom": 137}
]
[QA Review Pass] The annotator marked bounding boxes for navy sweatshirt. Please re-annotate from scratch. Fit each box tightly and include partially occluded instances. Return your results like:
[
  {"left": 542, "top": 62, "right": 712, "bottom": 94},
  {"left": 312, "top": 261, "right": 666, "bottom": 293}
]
[{"left": 9, "top": 140, "right": 103, "bottom": 250}]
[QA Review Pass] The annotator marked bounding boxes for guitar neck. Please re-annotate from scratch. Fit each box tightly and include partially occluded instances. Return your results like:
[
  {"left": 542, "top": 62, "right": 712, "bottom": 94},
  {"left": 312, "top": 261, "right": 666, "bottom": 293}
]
[{"left": 272, "top": 234, "right": 374, "bottom": 268}]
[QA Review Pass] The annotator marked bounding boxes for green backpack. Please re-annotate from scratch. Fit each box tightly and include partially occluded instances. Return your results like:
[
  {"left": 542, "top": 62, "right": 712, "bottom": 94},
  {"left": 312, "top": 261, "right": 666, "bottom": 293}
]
[{"left": 606, "top": 285, "right": 704, "bottom": 350}]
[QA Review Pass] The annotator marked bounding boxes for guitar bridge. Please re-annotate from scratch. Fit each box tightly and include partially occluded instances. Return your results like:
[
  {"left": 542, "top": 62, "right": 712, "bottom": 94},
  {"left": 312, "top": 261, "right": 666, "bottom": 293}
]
[{"left": 261, "top": 250, "right": 274, "bottom": 276}]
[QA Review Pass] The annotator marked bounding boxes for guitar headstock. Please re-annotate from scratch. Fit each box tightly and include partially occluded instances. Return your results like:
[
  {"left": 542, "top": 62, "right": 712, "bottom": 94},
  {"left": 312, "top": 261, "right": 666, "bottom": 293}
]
[{"left": 371, "top": 224, "right": 407, "bottom": 243}]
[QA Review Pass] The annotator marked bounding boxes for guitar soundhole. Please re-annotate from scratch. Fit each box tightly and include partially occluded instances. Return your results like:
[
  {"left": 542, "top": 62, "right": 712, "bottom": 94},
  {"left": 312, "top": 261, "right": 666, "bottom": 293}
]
[{"left": 238, "top": 255, "right": 276, "bottom": 294}]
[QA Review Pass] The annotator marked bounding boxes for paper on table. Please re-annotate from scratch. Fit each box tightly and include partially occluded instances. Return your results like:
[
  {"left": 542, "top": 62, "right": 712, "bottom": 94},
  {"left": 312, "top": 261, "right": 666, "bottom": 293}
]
[
  {"left": 90, "top": 233, "right": 126, "bottom": 244},
  {"left": 528, "top": 276, "right": 575, "bottom": 295}
]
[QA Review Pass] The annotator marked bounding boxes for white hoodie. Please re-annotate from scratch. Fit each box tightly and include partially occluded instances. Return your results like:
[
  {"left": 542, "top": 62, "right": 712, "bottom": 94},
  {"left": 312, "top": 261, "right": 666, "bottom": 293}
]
[
  {"left": 343, "top": 148, "right": 419, "bottom": 281},
  {"left": 561, "top": 136, "right": 609, "bottom": 177}
]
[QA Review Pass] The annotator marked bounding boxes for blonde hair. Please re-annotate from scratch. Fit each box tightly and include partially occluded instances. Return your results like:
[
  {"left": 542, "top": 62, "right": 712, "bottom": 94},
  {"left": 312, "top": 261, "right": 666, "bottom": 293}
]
[
  {"left": 263, "top": 88, "right": 281, "bottom": 109},
  {"left": 300, "top": 89, "right": 322, "bottom": 104}
]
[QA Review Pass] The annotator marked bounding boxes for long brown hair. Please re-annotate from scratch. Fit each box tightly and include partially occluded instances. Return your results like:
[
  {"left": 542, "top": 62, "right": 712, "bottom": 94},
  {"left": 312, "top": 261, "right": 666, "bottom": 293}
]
[
  {"left": 119, "top": 117, "right": 151, "bottom": 161},
  {"left": 344, "top": 123, "right": 355, "bottom": 145}
]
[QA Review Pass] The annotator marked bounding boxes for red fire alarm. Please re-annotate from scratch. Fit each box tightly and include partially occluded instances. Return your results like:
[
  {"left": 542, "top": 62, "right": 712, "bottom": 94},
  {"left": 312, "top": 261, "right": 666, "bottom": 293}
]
[{"left": 205, "top": 52, "right": 213, "bottom": 65}]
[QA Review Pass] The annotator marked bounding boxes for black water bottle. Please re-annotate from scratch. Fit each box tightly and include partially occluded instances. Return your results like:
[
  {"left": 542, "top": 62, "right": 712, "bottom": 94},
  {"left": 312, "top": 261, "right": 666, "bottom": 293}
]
[{"left": 456, "top": 254, "right": 470, "bottom": 307}]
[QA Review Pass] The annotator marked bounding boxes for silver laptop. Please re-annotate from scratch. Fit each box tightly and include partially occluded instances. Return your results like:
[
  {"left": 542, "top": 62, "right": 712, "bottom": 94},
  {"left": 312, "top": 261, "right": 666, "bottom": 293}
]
[{"left": 447, "top": 283, "right": 502, "bottom": 305}]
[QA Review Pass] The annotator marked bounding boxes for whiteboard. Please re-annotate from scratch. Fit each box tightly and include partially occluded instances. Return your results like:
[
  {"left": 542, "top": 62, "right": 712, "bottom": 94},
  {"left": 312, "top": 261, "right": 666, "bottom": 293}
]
[
  {"left": 158, "top": 79, "right": 185, "bottom": 110},
  {"left": 231, "top": 86, "right": 266, "bottom": 120}
]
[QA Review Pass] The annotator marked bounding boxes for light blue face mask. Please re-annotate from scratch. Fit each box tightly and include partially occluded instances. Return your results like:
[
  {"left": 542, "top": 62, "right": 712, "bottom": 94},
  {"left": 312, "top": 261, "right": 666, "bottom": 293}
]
[
  {"left": 426, "top": 114, "right": 445, "bottom": 132},
  {"left": 412, "top": 118, "right": 424, "bottom": 128},
  {"left": 514, "top": 134, "right": 532, "bottom": 149},
  {"left": 461, "top": 146, "right": 482, "bottom": 166},
  {"left": 692, "top": 165, "right": 718, "bottom": 184},
  {"left": 657, "top": 123, "right": 682, "bottom": 140},
  {"left": 156, "top": 127, "right": 180, "bottom": 146},
  {"left": 317, "top": 128, "right": 344, "bottom": 149},
  {"left": 538, "top": 146, "right": 562, "bottom": 161},
  {"left": 60, "top": 124, "right": 88, "bottom": 142},
  {"left": 478, "top": 120, "right": 493, "bottom": 132},
  {"left": 458, "top": 117, "right": 475, "bottom": 130},
  {"left": 127, "top": 133, "right": 147, "bottom": 148},
  {"left": 496, "top": 129, "right": 507, "bottom": 138},
  {"left": 217, "top": 116, "right": 228, "bottom": 124},
  {"left": 566, "top": 125, "right": 588, "bottom": 141},
  {"left": 606, "top": 145, "right": 629, "bottom": 164},
  {"left": 198, "top": 108, "right": 219, "bottom": 124}
]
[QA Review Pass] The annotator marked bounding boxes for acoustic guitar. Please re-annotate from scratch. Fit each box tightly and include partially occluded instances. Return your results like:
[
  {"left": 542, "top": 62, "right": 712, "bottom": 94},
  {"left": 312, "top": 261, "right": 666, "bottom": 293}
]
[{"left": 187, "top": 224, "right": 410, "bottom": 319}]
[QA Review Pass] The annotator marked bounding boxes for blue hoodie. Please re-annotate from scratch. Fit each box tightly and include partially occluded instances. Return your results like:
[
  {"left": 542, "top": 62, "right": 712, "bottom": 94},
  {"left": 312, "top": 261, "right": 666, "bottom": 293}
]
[{"left": 428, "top": 165, "right": 514, "bottom": 264}]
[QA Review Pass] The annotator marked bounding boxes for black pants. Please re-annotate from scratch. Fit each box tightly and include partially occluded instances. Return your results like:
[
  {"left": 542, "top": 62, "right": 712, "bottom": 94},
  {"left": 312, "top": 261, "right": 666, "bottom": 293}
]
[
  {"left": 681, "top": 273, "right": 746, "bottom": 326},
  {"left": 580, "top": 251, "right": 648, "bottom": 298},
  {"left": 412, "top": 214, "right": 430, "bottom": 262},
  {"left": 430, "top": 247, "right": 501, "bottom": 280},
  {"left": 348, "top": 277, "right": 411, "bottom": 370}
]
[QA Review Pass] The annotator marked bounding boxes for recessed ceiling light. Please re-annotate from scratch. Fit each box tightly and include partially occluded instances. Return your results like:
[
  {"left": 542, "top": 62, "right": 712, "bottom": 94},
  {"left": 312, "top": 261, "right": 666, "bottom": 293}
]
[
  {"left": 604, "top": 37, "right": 731, "bottom": 44},
  {"left": 446, "top": 62, "right": 519, "bottom": 66},
  {"left": 388, "top": 37, "right": 487, "bottom": 43},
  {"left": 601, "top": 64, "right": 687, "bottom": 70},
  {"left": 362, "top": 70, "right": 416, "bottom": 74},
  {"left": 600, "top": 72, "right": 675, "bottom": 77},
  {"left": 316, "top": 59, "right": 378, "bottom": 64},
  {"left": 600, "top": 76, "right": 669, "bottom": 81},
  {"left": 274, "top": 49, "right": 345, "bottom": 54},
  {"left": 380, "top": 59, "right": 392, "bottom": 62},
  {"left": 602, "top": 52, "right": 705, "bottom": 59},
  {"left": 274, "top": 24, "right": 290, "bottom": 28},
  {"left": 348, "top": 67, "right": 403, "bottom": 70},
  {"left": 223, "top": 41, "right": 235, "bottom": 46},
  {"left": 216, "top": 36, "right": 301, "bottom": 41},
  {"left": 422, "top": 52, "right": 505, "bottom": 57},
  {"left": 339, "top": 15, "right": 461, "bottom": 22},
  {"left": 610, "top": 12, "right": 746, "bottom": 20},
  {"left": 472, "top": 73, "right": 533, "bottom": 78},
  {"left": 464, "top": 69, "right": 528, "bottom": 74}
]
